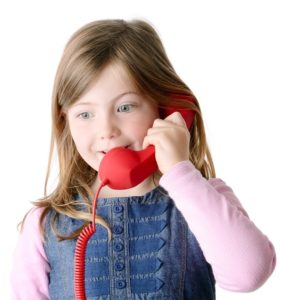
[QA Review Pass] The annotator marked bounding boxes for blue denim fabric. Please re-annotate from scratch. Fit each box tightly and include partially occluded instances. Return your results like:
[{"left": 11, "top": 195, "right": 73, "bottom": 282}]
[{"left": 44, "top": 187, "right": 215, "bottom": 299}]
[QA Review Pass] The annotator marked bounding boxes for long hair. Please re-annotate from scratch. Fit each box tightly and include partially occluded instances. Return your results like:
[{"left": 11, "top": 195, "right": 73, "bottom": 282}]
[{"left": 34, "top": 19, "right": 215, "bottom": 239}]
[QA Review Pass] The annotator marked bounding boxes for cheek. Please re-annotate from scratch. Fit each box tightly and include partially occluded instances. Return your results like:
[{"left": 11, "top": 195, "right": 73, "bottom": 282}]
[
  {"left": 69, "top": 126, "right": 91, "bottom": 154},
  {"left": 134, "top": 113, "right": 158, "bottom": 133},
  {"left": 128, "top": 121, "right": 153, "bottom": 142}
]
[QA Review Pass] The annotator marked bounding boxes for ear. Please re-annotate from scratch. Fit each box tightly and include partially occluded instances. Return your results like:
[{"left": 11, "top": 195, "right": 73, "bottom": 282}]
[{"left": 159, "top": 94, "right": 196, "bottom": 129}]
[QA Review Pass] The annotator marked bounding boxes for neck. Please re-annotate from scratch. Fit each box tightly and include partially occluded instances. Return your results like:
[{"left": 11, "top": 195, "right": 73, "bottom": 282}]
[{"left": 92, "top": 175, "right": 157, "bottom": 198}]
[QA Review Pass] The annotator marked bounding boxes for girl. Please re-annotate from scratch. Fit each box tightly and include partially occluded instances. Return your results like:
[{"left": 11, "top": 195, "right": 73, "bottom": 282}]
[{"left": 11, "top": 19, "right": 276, "bottom": 299}]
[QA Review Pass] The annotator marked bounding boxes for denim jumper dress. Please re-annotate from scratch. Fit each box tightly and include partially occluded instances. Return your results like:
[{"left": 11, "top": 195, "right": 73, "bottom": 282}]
[{"left": 44, "top": 187, "right": 215, "bottom": 299}]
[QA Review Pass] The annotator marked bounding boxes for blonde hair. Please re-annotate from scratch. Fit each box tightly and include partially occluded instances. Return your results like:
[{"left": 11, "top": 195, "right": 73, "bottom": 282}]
[{"left": 34, "top": 19, "right": 215, "bottom": 239}]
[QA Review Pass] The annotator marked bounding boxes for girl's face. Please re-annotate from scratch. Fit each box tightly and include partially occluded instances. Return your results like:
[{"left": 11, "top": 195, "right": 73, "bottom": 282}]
[{"left": 67, "top": 62, "right": 159, "bottom": 172}]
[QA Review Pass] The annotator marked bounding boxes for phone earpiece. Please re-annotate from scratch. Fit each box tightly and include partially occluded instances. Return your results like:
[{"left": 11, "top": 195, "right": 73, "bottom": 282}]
[
  {"left": 160, "top": 94, "right": 196, "bottom": 129},
  {"left": 99, "top": 145, "right": 158, "bottom": 189},
  {"left": 160, "top": 107, "right": 195, "bottom": 128}
]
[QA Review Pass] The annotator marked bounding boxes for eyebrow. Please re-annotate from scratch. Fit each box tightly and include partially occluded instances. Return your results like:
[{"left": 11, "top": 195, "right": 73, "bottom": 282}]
[{"left": 73, "top": 91, "right": 139, "bottom": 107}]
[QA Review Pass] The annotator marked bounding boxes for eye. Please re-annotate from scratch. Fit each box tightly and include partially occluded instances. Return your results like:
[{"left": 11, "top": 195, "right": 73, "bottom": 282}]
[
  {"left": 78, "top": 112, "right": 93, "bottom": 119},
  {"left": 117, "top": 104, "right": 135, "bottom": 113}
]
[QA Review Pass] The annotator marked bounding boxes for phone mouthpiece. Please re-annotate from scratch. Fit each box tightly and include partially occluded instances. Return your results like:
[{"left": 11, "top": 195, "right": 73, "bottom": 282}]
[{"left": 99, "top": 145, "right": 158, "bottom": 189}]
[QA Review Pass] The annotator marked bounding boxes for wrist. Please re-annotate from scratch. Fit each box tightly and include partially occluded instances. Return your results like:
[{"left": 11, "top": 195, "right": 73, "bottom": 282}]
[{"left": 161, "top": 159, "right": 194, "bottom": 176}]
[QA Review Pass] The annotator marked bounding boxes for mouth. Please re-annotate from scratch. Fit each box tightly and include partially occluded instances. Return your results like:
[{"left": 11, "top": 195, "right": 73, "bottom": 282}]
[{"left": 100, "top": 145, "right": 130, "bottom": 154}]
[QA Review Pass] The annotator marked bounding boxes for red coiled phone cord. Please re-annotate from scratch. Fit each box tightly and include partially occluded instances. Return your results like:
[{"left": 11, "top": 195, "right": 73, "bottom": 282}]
[{"left": 74, "top": 180, "right": 108, "bottom": 300}]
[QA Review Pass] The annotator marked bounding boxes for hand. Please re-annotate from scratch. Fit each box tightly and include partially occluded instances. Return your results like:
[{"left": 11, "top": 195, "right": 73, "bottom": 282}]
[{"left": 143, "top": 112, "right": 191, "bottom": 174}]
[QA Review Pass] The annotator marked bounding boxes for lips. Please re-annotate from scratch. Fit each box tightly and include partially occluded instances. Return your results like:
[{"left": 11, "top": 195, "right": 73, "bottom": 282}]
[{"left": 100, "top": 145, "right": 130, "bottom": 154}]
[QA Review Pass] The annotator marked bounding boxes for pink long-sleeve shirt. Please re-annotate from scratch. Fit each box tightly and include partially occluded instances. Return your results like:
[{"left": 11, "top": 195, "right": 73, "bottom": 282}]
[{"left": 11, "top": 161, "right": 276, "bottom": 299}]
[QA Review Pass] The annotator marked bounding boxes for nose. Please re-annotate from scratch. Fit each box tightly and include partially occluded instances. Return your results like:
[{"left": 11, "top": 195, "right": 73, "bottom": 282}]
[{"left": 97, "top": 114, "right": 120, "bottom": 140}]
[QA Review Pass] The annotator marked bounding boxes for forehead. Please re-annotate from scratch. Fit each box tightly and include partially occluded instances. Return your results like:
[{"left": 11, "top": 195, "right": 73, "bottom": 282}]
[
  {"left": 101, "top": 62, "right": 136, "bottom": 87},
  {"left": 76, "top": 62, "right": 138, "bottom": 104}
]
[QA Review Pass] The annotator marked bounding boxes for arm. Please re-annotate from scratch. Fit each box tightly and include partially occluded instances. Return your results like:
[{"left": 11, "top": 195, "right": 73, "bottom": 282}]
[
  {"left": 11, "top": 208, "right": 50, "bottom": 299},
  {"left": 160, "top": 160, "right": 276, "bottom": 292}
]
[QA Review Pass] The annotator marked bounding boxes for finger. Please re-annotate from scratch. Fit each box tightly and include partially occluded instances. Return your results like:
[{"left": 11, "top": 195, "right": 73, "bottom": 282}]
[
  {"left": 152, "top": 115, "right": 186, "bottom": 129},
  {"left": 163, "top": 111, "right": 187, "bottom": 128},
  {"left": 142, "top": 130, "right": 164, "bottom": 149},
  {"left": 146, "top": 126, "right": 176, "bottom": 137},
  {"left": 142, "top": 135, "right": 157, "bottom": 150},
  {"left": 142, "top": 134, "right": 151, "bottom": 149}
]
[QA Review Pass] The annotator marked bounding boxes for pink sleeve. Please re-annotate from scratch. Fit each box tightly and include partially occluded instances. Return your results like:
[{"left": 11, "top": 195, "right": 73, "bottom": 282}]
[
  {"left": 160, "top": 161, "right": 276, "bottom": 292},
  {"left": 11, "top": 208, "right": 50, "bottom": 299}
]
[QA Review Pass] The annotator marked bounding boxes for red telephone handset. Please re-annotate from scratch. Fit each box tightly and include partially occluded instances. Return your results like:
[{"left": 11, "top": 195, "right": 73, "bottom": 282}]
[{"left": 97, "top": 94, "right": 196, "bottom": 190}]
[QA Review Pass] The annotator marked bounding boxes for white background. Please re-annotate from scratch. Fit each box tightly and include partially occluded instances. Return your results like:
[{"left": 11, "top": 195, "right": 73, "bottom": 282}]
[{"left": 0, "top": 0, "right": 282, "bottom": 299}]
